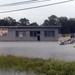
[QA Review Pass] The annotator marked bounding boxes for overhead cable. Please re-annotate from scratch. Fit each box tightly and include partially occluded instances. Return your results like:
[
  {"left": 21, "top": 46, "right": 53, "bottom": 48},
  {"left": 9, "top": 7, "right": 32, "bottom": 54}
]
[
  {"left": 0, "top": 0, "right": 51, "bottom": 7},
  {"left": 0, "top": 0, "right": 74, "bottom": 13}
]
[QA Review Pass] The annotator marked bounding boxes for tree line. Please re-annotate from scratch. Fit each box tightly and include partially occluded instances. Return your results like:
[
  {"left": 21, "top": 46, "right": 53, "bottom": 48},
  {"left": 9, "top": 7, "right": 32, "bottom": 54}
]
[
  {"left": 0, "top": 17, "right": 38, "bottom": 27},
  {"left": 0, "top": 15, "right": 75, "bottom": 34}
]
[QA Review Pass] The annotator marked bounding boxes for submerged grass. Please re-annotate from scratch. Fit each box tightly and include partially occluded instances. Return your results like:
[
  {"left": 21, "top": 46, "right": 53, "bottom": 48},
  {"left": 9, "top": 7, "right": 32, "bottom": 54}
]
[{"left": 0, "top": 55, "right": 75, "bottom": 75}]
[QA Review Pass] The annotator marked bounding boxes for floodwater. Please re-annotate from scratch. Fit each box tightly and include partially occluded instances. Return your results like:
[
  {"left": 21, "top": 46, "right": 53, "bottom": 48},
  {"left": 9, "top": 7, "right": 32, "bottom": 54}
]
[
  {"left": 0, "top": 41, "right": 75, "bottom": 61},
  {"left": 0, "top": 70, "right": 36, "bottom": 75},
  {"left": 0, "top": 41, "right": 75, "bottom": 75}
]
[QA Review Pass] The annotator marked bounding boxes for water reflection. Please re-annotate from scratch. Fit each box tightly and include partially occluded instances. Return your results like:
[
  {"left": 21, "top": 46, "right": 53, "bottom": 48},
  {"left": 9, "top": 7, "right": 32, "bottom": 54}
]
[{"left": 0, "top": 42, "right": 75, "bottom": 61}]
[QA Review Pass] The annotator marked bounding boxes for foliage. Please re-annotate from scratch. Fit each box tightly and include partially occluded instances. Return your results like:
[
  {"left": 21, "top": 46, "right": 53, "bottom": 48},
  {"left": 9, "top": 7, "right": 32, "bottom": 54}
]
[
  {"left": 48, "top": 15, "right": 59, "bottom": 25},
  {"left": 4, "top": 17, "right": 17, "bottom": 26},
  {"left": 0, "top": 15, "right": 75, "bottom": 34},
  {"left": 18, "top": 18, "right": 30, "bottom": 26},
  {"left": 58, "top": 17, "right": 69, "bottom": 34},
  {"left": 43, "top": 15, "right": 60, "bottom": 26},
  {"left": 29, "top": 22, "right": 39, "bottom": 26},
  {"left": 0, "top": 55, "right": 75, "bottom": 75},
  {"left": 43, "top": 15, "right": 75, "bottom": 34}
]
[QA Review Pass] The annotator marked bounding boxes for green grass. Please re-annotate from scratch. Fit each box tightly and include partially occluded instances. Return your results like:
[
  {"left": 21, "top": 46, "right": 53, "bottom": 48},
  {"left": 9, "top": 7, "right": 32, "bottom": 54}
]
[{"left": 0, "top": 55, "right": 75, "bottom": 75}]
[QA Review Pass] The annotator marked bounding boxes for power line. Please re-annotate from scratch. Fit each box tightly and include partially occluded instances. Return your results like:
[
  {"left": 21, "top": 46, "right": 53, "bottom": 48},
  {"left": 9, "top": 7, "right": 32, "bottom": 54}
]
[
  {"left": 0, "top": 0, "right": 51, "bottom": 7},
  {"left": 0, "top": 0, "right": 74, "bottom": 13}
]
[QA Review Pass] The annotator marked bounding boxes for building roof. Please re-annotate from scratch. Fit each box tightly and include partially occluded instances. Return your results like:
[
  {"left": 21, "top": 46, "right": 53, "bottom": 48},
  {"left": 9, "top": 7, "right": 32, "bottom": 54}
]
[{"left": 0, "top": 26, "right": 61, "bottom": 29}]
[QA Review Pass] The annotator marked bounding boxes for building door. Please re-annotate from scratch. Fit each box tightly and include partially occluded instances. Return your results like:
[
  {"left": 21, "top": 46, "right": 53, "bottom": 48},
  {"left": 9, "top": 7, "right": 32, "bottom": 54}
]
[
  {"left": 37, "top": 35, "right": 40, "bottom": 41},
  {"left": 37, "top": 31, "right": 40, "bottom": 41}
]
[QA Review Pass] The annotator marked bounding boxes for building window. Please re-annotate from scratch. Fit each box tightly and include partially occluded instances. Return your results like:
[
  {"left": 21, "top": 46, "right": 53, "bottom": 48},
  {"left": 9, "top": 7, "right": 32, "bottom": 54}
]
[
  {"left": 44, "top": 31, "right": 55, "bottom": 37},
  {"left": 23, "top": 31, "right": 26, "bottom": 37},
  {"left": 16, "top": 31, "right": 26, "bottom": 37},
  {"left": 52, "top": 31, "right": 55, "bottom": 37},
  {"left": 16, "top": 31, "right": 19, "bottom": 37},
  {"left": 30, "top": 31, "right": 40, "bottom": 37},
  {"left": 30, "top": 31, "right": 33, "bottom": 37}
]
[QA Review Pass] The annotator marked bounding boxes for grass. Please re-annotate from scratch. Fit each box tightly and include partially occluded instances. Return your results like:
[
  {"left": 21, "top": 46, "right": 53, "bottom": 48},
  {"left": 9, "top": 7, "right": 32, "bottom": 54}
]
[{"left": 0, "top": 55, "right": 75, "bottom": 75}]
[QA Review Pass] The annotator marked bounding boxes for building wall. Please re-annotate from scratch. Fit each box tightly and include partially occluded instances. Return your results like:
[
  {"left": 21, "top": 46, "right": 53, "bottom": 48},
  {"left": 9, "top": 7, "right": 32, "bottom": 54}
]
[
  {"left": 0, "top": 28, "right": 59, "bottom": 41},
  {"left": 40, "top": 29, "right": 59, "bottom": 41}
]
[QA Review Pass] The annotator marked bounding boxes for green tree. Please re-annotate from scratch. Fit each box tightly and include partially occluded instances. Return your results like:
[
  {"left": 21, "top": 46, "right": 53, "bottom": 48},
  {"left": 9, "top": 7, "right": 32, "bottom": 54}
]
[
  {"left": 19, "top": 18, "right": 30, "bottom": 26},
  {"left": 42, "top": 15, "right": 60, "bottom": 26},
  {"left": 58, "top": 17, "right": 69, "bottom": 34},
  {"left": 68, "top": 18, "right": 75, "bottom": 33},
  {"left": 0, "top": 19, "right": 6, "bottom": 26},
  {"left": 4, "top": 17, "right": 17, "bottom": 26},
  {"left": 43, "top": 19, "right": 49, "bottom": 26},
  {"left": 29, "top": 22, "right": 39, "bottom": 26},
  {"left": 48, "top": 15, "right": 59, "bottom": 25}
]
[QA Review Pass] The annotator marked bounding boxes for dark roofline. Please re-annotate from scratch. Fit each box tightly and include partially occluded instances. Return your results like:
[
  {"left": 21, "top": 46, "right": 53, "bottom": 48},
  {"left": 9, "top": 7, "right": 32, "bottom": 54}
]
[{"left": 0, "top": 26, "right": 61, "bottom": 28}]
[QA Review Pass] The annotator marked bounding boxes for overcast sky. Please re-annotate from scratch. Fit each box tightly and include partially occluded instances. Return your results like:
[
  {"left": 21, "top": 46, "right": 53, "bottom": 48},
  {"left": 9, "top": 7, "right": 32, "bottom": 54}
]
[{"left": 0, "top": 0, "right": 75, "bottom": 25}]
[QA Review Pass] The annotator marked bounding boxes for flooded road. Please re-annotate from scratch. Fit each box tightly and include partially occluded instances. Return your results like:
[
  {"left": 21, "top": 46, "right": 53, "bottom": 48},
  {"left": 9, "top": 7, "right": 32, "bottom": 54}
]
[
  {"left": 0, "top": 70, "right": 36, "bottom": 75},
  {"left": 0, "top": 42, "right": 75, "bottom": 61}
]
